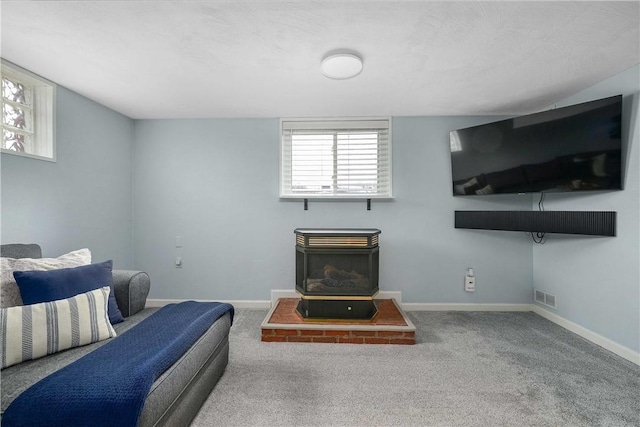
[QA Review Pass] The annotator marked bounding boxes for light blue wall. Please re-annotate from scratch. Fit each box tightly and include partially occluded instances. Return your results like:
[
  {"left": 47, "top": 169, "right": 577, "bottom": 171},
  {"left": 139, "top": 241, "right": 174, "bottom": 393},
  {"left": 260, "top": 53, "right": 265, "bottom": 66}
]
[
  {"left": 4, "top": 66, "right": 636, "bottom": 354},
  {"left": 133, "top": 116, "right": 533, "bottom": 303},
  {"left": 0, "top": 86, "right": 135, "bottom": 268},
  {"left": 532, "top": 65, "right": 640, "bottom": 353}
]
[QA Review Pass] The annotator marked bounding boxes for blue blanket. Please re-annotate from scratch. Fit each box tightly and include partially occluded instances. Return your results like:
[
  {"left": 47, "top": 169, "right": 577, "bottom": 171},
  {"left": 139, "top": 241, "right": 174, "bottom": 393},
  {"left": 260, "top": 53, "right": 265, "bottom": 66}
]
[{"left": 3, "top": 301, "right": 234, "bottom": 427}]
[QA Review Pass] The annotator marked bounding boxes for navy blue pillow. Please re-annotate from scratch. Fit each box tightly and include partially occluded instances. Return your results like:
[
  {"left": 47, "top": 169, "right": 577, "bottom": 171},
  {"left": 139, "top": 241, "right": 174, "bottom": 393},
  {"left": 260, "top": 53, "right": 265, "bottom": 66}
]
[{"left": 14, "top": 260, "right": 124, "bottom": 324}]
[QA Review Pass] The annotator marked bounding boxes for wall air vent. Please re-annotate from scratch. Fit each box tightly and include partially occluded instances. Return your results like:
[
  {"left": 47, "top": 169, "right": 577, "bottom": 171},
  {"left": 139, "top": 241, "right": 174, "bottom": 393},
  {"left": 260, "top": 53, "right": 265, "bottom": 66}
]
[
  {"left": 534, "top": 289, "right": 557, "bottom": 309},
  {"left": 545, "top": 294, "right": 557, "bottom": 309}
]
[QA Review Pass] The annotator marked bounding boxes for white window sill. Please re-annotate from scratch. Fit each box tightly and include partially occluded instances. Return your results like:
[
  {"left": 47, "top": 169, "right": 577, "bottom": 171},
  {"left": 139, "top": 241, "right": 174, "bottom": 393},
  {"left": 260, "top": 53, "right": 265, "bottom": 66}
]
[{"left": 279, "top": 196, "right": 395, "bottom": 201}]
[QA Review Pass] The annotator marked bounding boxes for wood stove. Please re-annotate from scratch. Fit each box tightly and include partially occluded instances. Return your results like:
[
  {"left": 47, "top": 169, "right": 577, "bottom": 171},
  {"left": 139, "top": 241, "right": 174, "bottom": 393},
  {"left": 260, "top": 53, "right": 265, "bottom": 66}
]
[{"left": 294, "top": 228, "right": 381, "bottom": 319}]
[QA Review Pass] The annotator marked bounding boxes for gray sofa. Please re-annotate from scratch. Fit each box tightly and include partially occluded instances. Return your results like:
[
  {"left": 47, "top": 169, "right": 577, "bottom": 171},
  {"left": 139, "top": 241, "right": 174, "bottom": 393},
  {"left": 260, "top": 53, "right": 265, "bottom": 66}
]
[{"left": 1, "top": 244, "right": 232, "bottom": 426}]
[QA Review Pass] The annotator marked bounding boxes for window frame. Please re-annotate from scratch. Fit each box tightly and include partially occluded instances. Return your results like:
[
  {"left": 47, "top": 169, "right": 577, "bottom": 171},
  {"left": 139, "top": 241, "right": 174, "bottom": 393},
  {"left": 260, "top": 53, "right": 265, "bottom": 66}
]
[
  {"left": 1, "top": 59, "right": 56, "bottom": 162},
  {"left": 280, "top": 117, "right": 393, "bottom": 200}
]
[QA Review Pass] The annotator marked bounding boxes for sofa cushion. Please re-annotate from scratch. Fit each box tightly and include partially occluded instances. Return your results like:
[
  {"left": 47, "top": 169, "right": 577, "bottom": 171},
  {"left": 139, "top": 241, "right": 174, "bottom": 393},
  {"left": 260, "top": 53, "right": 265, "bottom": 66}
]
[
  {"left": 14, "top": 261, "right": 124, "bottom": 324},
  {"left": 1, "top": 248, "right": 91, "bottom": 309},
  {"left": 1, "top": 302, "right": 233, "bottom": 426},
  {"left": 0, "top": 308, "right": 158, "bottom": 415},
  {"left": 0, "top": 287, "right": 116, "bottom": 369}
]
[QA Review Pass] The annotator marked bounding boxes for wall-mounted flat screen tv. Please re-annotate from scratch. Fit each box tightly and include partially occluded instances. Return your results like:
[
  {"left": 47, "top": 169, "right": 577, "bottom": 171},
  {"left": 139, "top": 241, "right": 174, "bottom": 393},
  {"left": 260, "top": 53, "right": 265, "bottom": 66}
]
[{"left": 450, "top": 95, "right": 622, "bottom": 196}]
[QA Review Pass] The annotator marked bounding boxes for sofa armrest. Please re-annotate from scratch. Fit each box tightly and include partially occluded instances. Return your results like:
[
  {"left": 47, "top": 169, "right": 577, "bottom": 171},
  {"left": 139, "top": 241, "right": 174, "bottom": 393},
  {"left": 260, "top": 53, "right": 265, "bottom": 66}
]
[{"left": 112, "top": 270, "right": 150, "bottom": 317}]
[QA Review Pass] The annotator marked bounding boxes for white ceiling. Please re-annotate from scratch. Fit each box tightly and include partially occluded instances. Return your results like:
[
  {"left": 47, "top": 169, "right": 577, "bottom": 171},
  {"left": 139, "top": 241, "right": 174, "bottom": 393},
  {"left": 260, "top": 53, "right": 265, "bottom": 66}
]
[{"left": 2, "top": 1, "right": 638, "bottom": 119}]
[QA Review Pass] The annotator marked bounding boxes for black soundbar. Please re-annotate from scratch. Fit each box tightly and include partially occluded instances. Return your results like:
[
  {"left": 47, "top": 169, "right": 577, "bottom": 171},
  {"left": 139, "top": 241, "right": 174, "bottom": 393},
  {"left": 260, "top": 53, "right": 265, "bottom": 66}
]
[{"left": 454, "top": 211, "right": 616, "bottom": 236}]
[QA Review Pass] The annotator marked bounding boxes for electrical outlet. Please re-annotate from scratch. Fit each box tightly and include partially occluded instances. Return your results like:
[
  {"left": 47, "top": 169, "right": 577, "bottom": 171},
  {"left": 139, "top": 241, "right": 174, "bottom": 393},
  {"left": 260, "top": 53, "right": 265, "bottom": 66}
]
[
  {"left": 464, "top": 276, "right": 475, "bottom": 292},
  {"left": 465, "top": 267, "right": 475, "bottom": 292}
]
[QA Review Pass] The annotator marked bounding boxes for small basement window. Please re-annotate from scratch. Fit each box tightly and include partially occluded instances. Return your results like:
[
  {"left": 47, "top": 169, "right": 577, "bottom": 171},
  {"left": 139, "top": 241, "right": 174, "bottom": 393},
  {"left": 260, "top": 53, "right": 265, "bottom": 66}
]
[
  {"left": 1, "top": 60, "right": 56, "bottom": 161},
  {"left": 280, "top": 118, "right": 392, "bottom": 198}
]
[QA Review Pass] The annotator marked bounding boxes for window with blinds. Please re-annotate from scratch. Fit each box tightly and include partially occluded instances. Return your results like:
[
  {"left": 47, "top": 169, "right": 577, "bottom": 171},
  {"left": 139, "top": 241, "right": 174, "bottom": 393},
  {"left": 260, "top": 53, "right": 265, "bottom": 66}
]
[{"left": 281, "top": 119, "right": 392, "bottom": 198}]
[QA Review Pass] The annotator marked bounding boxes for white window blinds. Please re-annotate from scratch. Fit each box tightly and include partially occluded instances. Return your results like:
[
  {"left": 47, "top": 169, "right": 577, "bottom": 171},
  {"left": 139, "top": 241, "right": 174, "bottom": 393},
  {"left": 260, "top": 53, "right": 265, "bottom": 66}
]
[{"left": 281, "top": 119, "right": 392, "bottom": 198}]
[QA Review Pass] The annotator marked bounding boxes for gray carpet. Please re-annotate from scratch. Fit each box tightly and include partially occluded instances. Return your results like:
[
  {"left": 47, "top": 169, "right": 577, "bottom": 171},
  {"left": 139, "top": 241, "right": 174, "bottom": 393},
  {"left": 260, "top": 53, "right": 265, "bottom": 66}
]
[{"left": 191, "top": 309, "right": 640, "bottom": 426}]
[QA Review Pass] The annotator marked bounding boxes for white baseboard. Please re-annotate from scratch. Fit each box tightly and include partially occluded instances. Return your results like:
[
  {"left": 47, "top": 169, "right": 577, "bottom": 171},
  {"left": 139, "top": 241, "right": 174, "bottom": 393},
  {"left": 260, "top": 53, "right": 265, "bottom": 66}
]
[
  {"left": 381, "top": 291, "right": 402, "bottom": 305},
  {"left": 402, "top": 303, "right": 533, "bottom": 312},
  {"left": 270, "top": 290, "right": 297, "bottom": 306},
  {"left": 146, "top": 298, "right": 270, "bottom": 309},
  {"left": 532, "top": 305, "right": 639, "bottom": 366}
]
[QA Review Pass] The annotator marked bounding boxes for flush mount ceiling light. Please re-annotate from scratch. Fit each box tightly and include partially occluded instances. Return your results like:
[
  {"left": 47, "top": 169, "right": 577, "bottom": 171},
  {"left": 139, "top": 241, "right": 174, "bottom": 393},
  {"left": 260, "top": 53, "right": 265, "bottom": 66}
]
[{"left": 320, "top": 53, "right": 363, "bottom": 80}]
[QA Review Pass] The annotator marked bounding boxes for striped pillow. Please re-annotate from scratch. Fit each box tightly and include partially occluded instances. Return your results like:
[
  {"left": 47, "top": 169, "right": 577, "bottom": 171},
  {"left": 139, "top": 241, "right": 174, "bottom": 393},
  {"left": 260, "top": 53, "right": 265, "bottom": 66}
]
[{"left": 0, "top": 287, "right": 116, "bottom": 369}]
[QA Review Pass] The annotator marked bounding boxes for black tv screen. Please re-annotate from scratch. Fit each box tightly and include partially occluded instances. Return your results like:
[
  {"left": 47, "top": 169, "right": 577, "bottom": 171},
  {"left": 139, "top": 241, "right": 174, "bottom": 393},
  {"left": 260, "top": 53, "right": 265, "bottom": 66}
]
[{"left": 450, "top": 95, "right": 622, "bottom": 196}]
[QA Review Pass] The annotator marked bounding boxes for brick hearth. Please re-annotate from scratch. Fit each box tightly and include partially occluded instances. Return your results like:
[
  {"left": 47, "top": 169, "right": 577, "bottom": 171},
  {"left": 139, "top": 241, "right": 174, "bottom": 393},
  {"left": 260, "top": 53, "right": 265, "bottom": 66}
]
[{"left": 261, "top": 298, "right": 416, "bottom": 344}]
